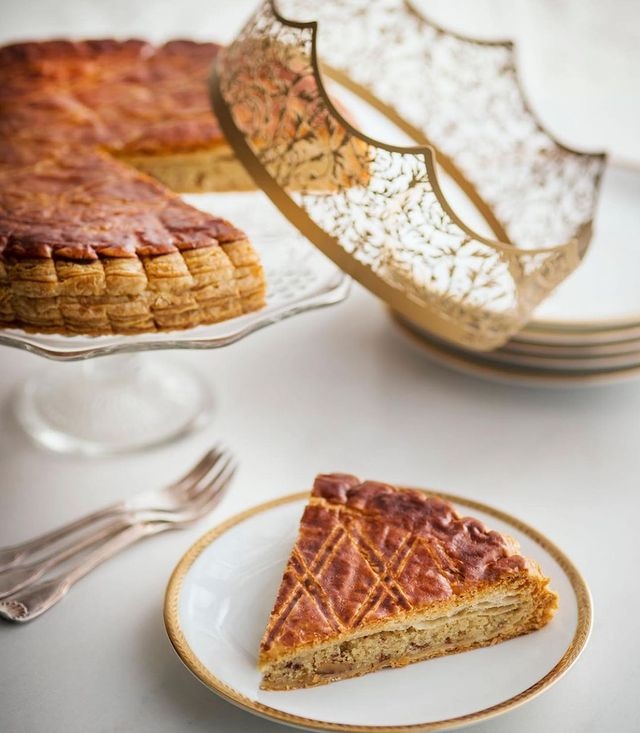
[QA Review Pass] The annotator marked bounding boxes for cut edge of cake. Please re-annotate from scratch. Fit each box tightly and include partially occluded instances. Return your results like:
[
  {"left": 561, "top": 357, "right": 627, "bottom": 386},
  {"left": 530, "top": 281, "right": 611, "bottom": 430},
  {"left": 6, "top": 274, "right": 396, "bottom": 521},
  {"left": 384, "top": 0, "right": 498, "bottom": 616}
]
[
  {"left": 117, "top": 147, "right": 257, "bottom": 194},
  {"left": 260, "top": 567, "right": 556, "bottom": 690},
  {"left": 0, "top": 38, "right": 265, "bottom": 336}
]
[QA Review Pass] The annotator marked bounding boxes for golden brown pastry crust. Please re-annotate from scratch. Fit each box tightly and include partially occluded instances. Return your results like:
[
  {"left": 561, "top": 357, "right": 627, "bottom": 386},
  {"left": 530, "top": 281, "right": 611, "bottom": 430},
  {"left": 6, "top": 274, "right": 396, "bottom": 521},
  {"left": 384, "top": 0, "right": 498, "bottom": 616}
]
[
  {"left": 259, "top": 474, "right": 558, "bottom": 689},
  {"left": 0, "top": 39, "right": 265, "bottom": 335}
]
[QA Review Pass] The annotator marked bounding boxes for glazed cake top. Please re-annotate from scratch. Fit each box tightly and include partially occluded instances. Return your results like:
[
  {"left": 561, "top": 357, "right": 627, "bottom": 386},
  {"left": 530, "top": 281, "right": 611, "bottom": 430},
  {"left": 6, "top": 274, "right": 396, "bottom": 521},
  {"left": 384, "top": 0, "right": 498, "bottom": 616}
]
[
  {"left": 0, "top": 39, "right": 242, "bottom": 262},
  {"left": 0, "top": 39, "right": 225, "bottom": 155},
  {"left": 260, "top": 473, "right": 534, "bottom": 661}
]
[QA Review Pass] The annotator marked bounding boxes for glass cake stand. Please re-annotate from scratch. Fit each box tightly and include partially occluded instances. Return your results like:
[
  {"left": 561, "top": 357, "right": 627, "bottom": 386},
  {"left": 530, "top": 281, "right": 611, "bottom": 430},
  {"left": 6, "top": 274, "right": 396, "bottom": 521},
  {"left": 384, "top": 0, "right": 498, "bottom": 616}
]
[{"left": 1, "top": 193, "right": 350, "bottom": 455}]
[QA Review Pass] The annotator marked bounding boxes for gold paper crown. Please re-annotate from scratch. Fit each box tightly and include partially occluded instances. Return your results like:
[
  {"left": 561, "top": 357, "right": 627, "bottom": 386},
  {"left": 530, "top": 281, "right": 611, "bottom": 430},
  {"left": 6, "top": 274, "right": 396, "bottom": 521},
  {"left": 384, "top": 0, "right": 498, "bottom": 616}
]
[{"left": 211, "top": 0, "right": 606, "bottom": 350}]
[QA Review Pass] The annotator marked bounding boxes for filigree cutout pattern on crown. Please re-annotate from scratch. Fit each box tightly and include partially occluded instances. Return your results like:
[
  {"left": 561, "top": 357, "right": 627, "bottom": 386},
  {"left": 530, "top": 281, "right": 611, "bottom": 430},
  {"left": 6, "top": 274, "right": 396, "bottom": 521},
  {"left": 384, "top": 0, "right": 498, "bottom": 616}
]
[{"left": 212, "top": 0, "right": 606, "bottom": 350}]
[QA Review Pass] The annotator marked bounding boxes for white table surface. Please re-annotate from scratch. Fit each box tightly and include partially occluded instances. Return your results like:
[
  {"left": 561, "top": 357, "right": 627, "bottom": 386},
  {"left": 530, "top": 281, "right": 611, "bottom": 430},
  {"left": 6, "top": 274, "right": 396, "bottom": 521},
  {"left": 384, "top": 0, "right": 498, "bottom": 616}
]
[
  {"left": 2, "top": 2, "right": 640, "bottom": 732},
  {"left": 2, "top": 284, "right": 640, "bottom": 733}
]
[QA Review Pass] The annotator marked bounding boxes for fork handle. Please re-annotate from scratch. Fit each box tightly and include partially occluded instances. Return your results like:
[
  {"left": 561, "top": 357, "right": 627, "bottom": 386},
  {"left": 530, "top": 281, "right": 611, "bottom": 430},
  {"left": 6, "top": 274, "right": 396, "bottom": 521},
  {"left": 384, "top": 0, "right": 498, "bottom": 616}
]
[
  {"left": 65, "top": 522, "right": 166, "bottom": 586},
  {"left": 0, "top": 523, "right": 167, "bottom": 622},
  {"left": 0, "top": 517, "right": 136, "bottom": 600},
  {"left": 0, "top": 503, "right": 126, "bottom": 572}
]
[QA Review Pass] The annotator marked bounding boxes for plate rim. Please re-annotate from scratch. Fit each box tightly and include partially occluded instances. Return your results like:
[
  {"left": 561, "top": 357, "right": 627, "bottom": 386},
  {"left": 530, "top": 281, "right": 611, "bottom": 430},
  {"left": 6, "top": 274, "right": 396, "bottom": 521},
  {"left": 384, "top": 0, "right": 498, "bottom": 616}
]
[
  {"left": 502, "top": 338, "right": 640, "bottom": 358},
  {"left": 393, "top": 314, "right": 640, "bottom": 387},
  {"left": 164, "top": 490, "right": 592, "bottom": 732},
  {"left": 522, "top": 320, "right": 640, "bottom": 339}
]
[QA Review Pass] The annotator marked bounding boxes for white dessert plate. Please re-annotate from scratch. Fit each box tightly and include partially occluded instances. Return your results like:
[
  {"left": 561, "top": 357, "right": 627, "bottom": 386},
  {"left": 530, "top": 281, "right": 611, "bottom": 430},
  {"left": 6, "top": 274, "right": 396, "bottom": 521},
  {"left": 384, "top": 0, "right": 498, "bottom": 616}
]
[
  {"left": 164, "top": 491, "right": 591, "bottom": 732},
  {"left": 395, "top": 312, "right": 640, "bottom": 371},
  {"left": 394, "top": 316, "right": 640, "bottom": 388}
]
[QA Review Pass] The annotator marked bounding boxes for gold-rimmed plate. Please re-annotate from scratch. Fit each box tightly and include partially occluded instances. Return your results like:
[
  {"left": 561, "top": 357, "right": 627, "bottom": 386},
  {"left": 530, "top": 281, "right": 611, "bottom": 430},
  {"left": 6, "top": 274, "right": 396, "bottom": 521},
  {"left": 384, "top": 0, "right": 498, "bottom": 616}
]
[
  {"left": 394, "top": 316, "right": 640, "bottom": 387},
  {"left": 443, "top": 340, "right": 640, "bottom": 372},
  {"left": 164, "top": 491, "right": 591, "bottom": 732},
  {"left": 502, "top": 338, "right": 640, "bottom": 359}
]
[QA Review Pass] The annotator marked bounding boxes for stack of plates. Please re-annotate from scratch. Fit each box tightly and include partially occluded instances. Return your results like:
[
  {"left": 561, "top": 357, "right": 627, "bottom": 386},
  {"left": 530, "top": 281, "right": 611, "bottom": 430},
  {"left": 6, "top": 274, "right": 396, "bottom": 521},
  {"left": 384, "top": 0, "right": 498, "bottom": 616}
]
[{"left": 395, "top": 164, "right": 640, "bottom": 386}]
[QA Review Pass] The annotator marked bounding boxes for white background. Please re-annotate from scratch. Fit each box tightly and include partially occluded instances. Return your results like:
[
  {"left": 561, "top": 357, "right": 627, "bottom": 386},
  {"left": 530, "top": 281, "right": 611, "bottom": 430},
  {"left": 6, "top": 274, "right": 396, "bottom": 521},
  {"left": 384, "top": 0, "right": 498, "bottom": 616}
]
[{"left": 1, "top": 2, "right": 639, "bottom": 732}]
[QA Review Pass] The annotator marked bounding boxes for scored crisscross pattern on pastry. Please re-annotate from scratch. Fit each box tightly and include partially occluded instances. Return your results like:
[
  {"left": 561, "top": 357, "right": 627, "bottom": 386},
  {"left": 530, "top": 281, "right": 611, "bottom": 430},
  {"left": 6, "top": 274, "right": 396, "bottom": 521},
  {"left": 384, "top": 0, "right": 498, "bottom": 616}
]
[
  {"left": 279, "top": 520, "right": 434, "bottom": 641},
  {"left": 260, "top": 474, "right": 533, "bottom": 658}
]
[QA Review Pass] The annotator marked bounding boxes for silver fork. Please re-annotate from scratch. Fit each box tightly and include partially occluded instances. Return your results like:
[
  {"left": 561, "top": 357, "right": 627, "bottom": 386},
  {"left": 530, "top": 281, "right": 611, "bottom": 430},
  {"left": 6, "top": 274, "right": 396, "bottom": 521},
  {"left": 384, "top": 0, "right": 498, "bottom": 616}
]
[
  {"left": 0, "top": 447, "right": 231, "bottom": 600},
  {"left": 0, "top": 445, "right": 223, "bottom": 572},
  {"left": 0, "top": 451, "right": 236, "bottom": 623},
  {"left": 0, "top": 518, "right": 130, "bottom": 600}
]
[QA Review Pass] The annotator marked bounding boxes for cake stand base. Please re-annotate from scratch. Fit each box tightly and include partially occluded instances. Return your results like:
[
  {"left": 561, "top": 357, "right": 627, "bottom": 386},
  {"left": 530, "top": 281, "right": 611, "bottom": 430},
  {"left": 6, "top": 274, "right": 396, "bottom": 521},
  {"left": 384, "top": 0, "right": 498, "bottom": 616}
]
[{"left": 13, "top": 354, "right": 213, "bottom": 456}]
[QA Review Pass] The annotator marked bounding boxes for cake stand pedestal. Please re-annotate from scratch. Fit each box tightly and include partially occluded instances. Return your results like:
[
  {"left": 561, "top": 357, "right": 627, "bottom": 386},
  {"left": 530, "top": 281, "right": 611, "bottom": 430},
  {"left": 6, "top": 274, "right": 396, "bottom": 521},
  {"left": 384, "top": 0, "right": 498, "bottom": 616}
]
[
  {"left": 2, "top": 224, "right": 349, "bottom": 455},
  {"left": 13, "top": 354, "right": 213, "bottom": 455}
]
